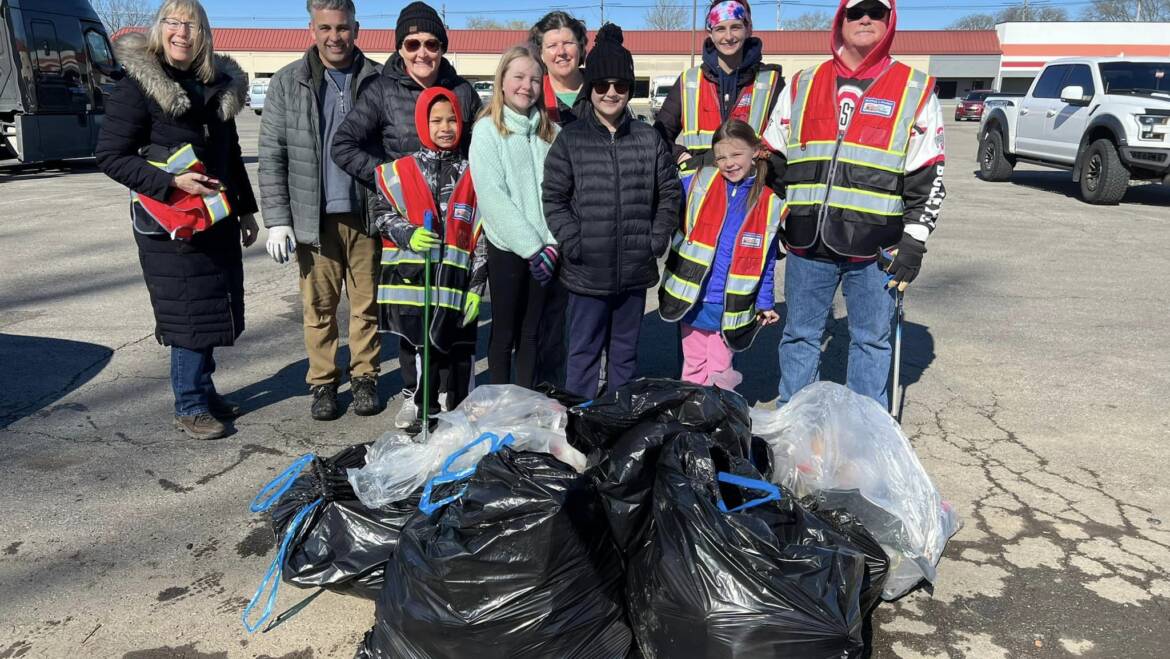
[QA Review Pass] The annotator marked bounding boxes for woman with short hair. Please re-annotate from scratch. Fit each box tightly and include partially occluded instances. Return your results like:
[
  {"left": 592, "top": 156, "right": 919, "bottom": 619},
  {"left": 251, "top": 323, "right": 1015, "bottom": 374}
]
[
  {"left": 528, "top": 11, "right": 589, "bottom": 126},
  {"left": 96, "top": 0, "right": 258, "bottom": 440}
]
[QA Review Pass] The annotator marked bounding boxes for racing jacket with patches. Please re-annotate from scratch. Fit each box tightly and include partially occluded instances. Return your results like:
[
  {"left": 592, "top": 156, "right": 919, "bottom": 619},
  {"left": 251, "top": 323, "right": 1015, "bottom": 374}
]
[{"left": 763, "top": 61, "right": 946, "bottom": 259}]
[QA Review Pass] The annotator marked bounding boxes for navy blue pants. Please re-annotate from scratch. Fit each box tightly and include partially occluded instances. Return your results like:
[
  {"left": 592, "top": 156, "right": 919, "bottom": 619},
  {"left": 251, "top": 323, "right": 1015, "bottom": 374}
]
[{"left": 565, "top": 290, "right": 646, "bottom": 399}]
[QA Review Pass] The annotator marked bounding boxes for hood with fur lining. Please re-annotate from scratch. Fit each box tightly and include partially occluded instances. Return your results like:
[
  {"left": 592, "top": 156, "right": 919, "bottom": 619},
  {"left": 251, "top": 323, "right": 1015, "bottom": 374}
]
[{"left": 114, "top": 32, "right": 248, "bottom": 121}]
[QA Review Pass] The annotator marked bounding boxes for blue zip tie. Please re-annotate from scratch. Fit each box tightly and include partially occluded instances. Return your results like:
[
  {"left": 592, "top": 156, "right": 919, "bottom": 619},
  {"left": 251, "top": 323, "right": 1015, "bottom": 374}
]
[
  {"left": 250, "top": 454, "right": 315, "bottom": 513},
  {"left": 242, "top": 496, "right": 323, "bottom": 633},
  {"left": 716, "top": 472, "right": 782, "bottom": 513}
]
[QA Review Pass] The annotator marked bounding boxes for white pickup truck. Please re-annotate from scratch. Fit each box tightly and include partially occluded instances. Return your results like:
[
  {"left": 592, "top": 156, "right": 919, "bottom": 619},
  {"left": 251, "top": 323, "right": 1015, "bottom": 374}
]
[{"left": 977, "top": 57, "right": 1170, "bottom": 204}]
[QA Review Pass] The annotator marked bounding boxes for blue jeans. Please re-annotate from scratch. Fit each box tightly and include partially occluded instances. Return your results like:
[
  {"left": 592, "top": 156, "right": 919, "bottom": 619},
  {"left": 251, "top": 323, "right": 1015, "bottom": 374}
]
[
  {"left": 779, "top": 253, "right": 895, "bottom": 408},
  {"left": 171, "top": 346, "right": 216, "bottom": 416}
]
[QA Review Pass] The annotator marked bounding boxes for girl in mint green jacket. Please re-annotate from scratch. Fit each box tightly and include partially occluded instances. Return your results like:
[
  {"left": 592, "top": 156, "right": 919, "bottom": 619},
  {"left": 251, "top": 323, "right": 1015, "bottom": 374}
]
[{"left": 470, "top": 45, "right": 561, "bottom": 387}]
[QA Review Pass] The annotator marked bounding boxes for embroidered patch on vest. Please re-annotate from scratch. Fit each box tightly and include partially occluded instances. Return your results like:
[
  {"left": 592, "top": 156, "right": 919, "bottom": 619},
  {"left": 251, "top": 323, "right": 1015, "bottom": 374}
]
[
  {"left": 860, "top": 98, "right": 896, "bottom": 117},
  {"left": 452, "top": 203, "right": 473, "bottom": 224},
  {"left": 740, "top": 232, "right": 763, "bottom": 248}
]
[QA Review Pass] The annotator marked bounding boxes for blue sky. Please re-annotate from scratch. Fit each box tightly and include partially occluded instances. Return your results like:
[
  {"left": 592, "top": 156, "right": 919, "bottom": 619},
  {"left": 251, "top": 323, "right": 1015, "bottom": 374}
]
[{"left": 194, "top": 0, "right": 1086, "bottom": 31}]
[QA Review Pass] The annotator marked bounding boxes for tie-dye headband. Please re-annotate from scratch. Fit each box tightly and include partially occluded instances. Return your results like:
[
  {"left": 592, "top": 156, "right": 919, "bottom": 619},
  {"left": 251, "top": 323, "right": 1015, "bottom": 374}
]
[{"left": 706, "top": 1, "right": 750, "bottom": 30}]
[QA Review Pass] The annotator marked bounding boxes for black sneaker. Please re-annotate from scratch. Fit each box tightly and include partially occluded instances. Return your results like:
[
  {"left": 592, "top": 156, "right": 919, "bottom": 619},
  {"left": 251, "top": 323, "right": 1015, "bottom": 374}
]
[
  {"left": 405, "top": 416, "right": 439, "bottom": 438},
  {"left": 208, "top": 394, "right": 242, "bottom": 419},
  {"left": 310, "top": 383, "right": 339, "bottom": 421},
  {"left": 351, "top": 375, "right": 381, "bottom": 416}
]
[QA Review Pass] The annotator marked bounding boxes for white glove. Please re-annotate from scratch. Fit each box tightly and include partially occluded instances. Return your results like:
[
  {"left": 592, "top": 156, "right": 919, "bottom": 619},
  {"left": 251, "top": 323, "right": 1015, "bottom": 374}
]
[{"left": 266, "top": 225, "right": 295, "bottom": 264}]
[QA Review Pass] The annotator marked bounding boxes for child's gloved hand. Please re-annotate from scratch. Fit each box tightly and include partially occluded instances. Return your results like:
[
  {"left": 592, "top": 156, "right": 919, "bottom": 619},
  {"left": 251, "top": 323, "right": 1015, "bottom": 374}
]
[
  {"left": 461, "top": 292, "right": 481, "bottom": 327},
  {"left": 527, "top": 245, "right": 559, "bottom": 286},
  {"left": 757, "top": 309, "right": 780, "bottom": 326},
  {"left": 409, "top": 227, "right": 441, "bottom": 252}
]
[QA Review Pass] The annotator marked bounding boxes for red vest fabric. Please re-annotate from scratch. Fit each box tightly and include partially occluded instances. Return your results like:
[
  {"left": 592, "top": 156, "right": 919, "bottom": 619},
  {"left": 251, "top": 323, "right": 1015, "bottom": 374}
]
[
  {"left": 132, "top": 144, "right": 232, "bottom": 240},
  {"left": 375, "top": 155, "right": 478, "bottom": 254},
  {"left": 796, "top": 61, "right": 931, "bottom": 151}
]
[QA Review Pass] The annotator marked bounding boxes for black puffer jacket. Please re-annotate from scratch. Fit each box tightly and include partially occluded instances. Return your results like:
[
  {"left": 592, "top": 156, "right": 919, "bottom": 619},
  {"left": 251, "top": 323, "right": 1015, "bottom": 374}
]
[
  {"left": 542, "top": 110, "right": 682, "bottom": 296},
  {"left": 331, "top": 53, "right": 481, "bottom": 190},
  {"left": 96, "top": 33, "right": 254, "bottom": 349}
]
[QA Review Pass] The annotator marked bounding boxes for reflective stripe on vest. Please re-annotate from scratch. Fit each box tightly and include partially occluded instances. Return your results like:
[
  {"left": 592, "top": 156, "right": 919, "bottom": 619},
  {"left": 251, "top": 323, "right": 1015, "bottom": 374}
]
[
  {"left": 131, "top": 143, "right": 232, "bottom": 226},
  {"left": 377, "top": 284, "right": 465, "bottom": 310},
  {"left": 785, "top": 61, "right": 931, "bottom": 221},
  {"left": 679, "top": 67, "right": 780, "bottom": 151}
]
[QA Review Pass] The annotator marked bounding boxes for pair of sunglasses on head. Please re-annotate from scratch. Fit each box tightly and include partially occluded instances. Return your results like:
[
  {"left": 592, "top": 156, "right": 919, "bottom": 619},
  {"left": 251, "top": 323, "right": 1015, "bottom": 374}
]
[
  {"left": 591, "top": 80, "right": 631, "bottom": 95},
  {"left": 403, "top": 37, "right": 442, "bottom": 53},
  {"left": 845, "top": 4, "right": 889, "bottom": 21}
]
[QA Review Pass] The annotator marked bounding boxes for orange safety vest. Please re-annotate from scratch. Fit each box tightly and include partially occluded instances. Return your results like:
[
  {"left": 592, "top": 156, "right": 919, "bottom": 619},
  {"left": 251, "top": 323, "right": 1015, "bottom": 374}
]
[
  {"left": 375, "top": 155, "right": 481, "bottom": 350},
  {"left": 658, "top": 166, "right": 783, "bottom": 351},
  {"left": 782, "top": 60, "right": 933, "bottom": 257},
  {"left": 131, "top": 143, "right": 232, "bottom": 240},
  {"left": 678, "top": 66, "right": 781, "bottom": 153}
]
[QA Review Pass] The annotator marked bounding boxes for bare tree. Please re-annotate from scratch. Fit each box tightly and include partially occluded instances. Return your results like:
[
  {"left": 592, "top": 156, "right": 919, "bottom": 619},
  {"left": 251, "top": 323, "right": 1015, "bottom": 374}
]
[
  {"left": 644, "top": 0, "right": 687, "bottom": 31},
  {"left": 948, "top": 3, "right": 1067, "bottom": 29},
  {"left": 465, "top": 17, "right": 530, "bottom": 30},
  {"left": 1081, "top": 0, "right": 1170, "bottom": 20},
  {"left": 92, "top": 0, "right": 159, "bottom": 36},
  {"left": 782, "top": 11, "right": 833, "bottom": 30},
  {"left": 948, "top": 14, "right": 996, "bottom": 29}
]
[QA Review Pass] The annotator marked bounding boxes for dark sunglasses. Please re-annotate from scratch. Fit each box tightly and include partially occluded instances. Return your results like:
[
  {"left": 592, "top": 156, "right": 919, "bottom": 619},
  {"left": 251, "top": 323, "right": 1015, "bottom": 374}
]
[
  {"left": 591, "top": 79, "right": 630, "bottom": 95},
  {"left": 403, "top": 38, "right": 441, "bottom": 53},
  {"left": 845, "top": 5, "right": 889, "bottom": 21}
]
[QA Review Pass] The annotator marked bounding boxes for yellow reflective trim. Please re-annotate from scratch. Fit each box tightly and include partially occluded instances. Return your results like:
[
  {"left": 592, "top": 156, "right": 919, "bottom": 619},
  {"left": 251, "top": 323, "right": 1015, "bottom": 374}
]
[
  {"left": 825, "top": 202, "right": 902, "bottom": 216},
  {"left": 836, "top": 157, "right": 903, "bottom": 174}
]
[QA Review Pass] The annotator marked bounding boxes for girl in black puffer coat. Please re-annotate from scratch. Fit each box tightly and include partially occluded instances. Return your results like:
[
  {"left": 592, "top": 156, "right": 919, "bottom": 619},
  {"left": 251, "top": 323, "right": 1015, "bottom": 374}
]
[
  {"left": 542, "top": 24, "right": 682, "bottom": 398},
  {"left": 95, "top": 5, "right": 257, "bottom": 441}
]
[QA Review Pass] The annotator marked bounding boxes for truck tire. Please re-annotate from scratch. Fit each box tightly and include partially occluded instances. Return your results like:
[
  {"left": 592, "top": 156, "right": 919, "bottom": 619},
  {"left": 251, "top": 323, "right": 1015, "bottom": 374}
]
[
  {"left": 1079, "top": 138, "right": 1129, "bottom": 205},
  {"left": 978, "top": 130, "right": 1014, "bottom": 182}
]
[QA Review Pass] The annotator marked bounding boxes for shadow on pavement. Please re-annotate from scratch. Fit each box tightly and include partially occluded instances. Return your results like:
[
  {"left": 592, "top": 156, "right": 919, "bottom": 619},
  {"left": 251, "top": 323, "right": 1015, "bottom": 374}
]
[
  {"left": 0, "top": 333, "right": 113, "bottom": 429},
  {"left": 973, "top": 168, "right": 1170, "bottom": 207}
]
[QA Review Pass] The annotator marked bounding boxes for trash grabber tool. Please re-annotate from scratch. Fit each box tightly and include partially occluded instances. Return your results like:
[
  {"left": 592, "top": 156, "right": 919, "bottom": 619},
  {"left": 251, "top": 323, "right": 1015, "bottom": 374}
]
[
  {"left": 891, "top": 289, "right": 904, "bottom": 423},
  {"left": 422, "top": 210, "right": 434, "bottom": 443},
  {"left": 879, "top": 248, "right": 906, "bottom": 422}
]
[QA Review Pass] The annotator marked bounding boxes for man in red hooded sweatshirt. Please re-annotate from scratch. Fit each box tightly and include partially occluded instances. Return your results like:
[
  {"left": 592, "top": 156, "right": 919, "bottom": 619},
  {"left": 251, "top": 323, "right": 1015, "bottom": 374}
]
[{"left": 763, "top": 0, "right": 945, "bottom": 409}]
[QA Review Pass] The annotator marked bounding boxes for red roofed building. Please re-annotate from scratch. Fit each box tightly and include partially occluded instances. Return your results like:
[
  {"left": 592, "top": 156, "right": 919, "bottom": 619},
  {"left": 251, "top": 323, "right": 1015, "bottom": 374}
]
[{"left": 115, "top": 27, "right": 1003, "bottom": 102}]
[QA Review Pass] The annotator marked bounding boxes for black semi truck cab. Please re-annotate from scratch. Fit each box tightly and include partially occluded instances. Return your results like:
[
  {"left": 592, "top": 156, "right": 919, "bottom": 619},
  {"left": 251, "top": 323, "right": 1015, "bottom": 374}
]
[{"left": 0, "top": 0, "right": 118, "bottom": 162}]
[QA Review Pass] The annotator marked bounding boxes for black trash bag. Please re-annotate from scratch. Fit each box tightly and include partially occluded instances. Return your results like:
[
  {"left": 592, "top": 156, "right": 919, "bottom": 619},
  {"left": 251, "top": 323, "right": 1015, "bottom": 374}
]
[
  {"left": 360, "top": 446, "right": 632, "bottom": 659},
  {"left": 570, "top": 380, "right": 761, "bottom": 553},
  {"left": 269, "top": 444, "right": 420, "bottom": 599},
  {"left": 628, "top": 434, "right": 868, "bottom": 658},
  {"left": 568, "top": 378, "right": 753, "bottom": 460},
  {"left": 800, "top": 492, "right": 891, "bottom": 616}
]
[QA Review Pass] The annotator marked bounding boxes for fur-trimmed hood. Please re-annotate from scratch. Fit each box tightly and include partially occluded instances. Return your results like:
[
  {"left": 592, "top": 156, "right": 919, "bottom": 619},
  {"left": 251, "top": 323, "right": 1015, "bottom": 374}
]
[{"left": 114, "top": 32, "right": 248, "bottom": 120}]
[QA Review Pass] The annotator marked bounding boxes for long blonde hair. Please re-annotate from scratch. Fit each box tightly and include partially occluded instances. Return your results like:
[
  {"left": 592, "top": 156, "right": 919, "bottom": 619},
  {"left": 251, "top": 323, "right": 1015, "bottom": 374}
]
[
  {"left": 148, "top": 0, "right": 216, "bottom": 83},
  {"left": 479, "top": 46, "right": 557, "bottom": 144}
]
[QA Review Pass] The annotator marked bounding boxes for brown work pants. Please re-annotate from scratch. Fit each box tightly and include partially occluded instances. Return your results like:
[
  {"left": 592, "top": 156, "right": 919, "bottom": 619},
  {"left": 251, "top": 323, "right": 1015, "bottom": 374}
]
[{"left": 296, "top": 213, "right": 381, "bottom": 386}]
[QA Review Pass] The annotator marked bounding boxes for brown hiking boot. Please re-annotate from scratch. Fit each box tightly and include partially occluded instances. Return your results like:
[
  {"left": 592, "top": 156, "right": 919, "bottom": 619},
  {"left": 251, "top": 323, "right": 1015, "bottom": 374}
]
[{"left": 173, "top": 412, "right": 227, "bottom": 440}]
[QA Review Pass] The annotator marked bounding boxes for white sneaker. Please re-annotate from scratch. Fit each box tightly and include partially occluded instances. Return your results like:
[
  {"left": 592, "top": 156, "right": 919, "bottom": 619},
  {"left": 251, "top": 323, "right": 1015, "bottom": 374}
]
[{"left": 394, "top": 391, "right": 417, "bottom": 429}]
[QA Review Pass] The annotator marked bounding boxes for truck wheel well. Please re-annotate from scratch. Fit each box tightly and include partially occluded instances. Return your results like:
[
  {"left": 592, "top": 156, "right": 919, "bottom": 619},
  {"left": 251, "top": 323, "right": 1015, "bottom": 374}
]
[{"left": 1086, "top": 126, "right": 1118, "bottom": 146}]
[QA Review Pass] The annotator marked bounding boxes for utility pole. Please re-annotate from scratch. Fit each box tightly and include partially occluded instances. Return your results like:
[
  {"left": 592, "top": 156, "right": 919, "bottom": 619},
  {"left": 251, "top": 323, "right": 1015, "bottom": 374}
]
[
  {"left": 690, "top": 0, "right": 697, "bottom": 67},
  {"left": 600, "top": 0, "right": 605, "bottom": 24},
  {"left": 1136, "top": 0, "right": 1142, "bottom": 20},
  {"left": 777, "top": 0, "right": 783, "bottom": 30},
  {"left": 1022, "top": 0, "right": 1029, "bottom": 21},
  {"left": 441, "top": 3, "right": 446, "bottom": 25}
]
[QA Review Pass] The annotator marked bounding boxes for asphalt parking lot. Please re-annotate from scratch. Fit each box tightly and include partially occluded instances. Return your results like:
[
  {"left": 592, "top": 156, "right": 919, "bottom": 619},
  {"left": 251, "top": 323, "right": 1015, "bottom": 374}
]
[{"left": 2, "top": 113, "right": 1169, "bottom": 659}]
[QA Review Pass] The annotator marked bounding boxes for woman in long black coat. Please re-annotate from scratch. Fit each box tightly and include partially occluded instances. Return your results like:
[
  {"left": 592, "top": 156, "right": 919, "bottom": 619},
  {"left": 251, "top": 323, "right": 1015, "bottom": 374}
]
[{"left": 96, "top": 0, "right": 258, "bottom": 440}]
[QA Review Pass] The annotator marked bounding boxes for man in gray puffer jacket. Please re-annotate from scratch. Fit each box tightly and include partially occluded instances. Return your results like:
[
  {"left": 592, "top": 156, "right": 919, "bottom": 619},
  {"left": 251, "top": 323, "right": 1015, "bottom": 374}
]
[{"left": 258, "top": 0, "right": 382, "bottom": 421}]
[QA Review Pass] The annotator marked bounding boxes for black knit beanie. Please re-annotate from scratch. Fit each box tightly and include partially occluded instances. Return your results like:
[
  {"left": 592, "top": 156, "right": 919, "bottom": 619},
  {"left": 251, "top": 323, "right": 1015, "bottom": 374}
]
[
  {"left": 583, "top": 23, "right": 634, "bottom": 86},
  {"left": 396, "top": 2, "right": 448, "bottom": 52}
]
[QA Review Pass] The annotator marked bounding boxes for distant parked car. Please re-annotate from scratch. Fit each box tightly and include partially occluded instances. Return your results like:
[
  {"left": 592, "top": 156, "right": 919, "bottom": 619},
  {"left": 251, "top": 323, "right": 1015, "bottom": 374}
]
[
  {"left": 249, "top": 80, "right": 269, "bottom": 115},
  {"left": 473, "top": 80, "right": 493, "bottom": 103},
  {"left": 954, "top": 90, "right": 993, "bottom": 121}
]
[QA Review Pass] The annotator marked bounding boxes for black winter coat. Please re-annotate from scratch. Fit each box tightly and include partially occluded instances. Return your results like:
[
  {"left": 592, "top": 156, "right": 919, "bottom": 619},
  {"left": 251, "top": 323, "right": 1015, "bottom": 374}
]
[
  {"left": 542, "top": 110, "right": 682, "bottom": 297},
  {"left": 331, "top": 53, "right": 481, "bottom": 190},
  {"left": 95, "top": 34, "right": 255, "bottom": 350}
]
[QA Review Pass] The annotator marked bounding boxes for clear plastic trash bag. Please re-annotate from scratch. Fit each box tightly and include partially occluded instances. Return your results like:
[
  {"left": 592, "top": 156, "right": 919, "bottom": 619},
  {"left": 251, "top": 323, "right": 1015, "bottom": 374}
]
[
  {"left": 751, "top": 382, "right": 961, "bottom": 599},
  {"left": 348, "top": 385, "right": 587, "bottom": 509}
]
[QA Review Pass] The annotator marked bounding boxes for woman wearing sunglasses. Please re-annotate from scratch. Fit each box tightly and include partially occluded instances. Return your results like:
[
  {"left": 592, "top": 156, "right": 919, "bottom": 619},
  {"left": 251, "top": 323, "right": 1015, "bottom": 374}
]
[
  {"left": 653, "top": 0, "right": 784, "bottom": 181},
  {"left": 761, "top": 0, "right": 947, "bottom": 408},
  {"left": 542, "top": 24, "right": 682, "bottom": 398},
  {"left": 331, "top": 0, "right": 481, "bottom": 429}
]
